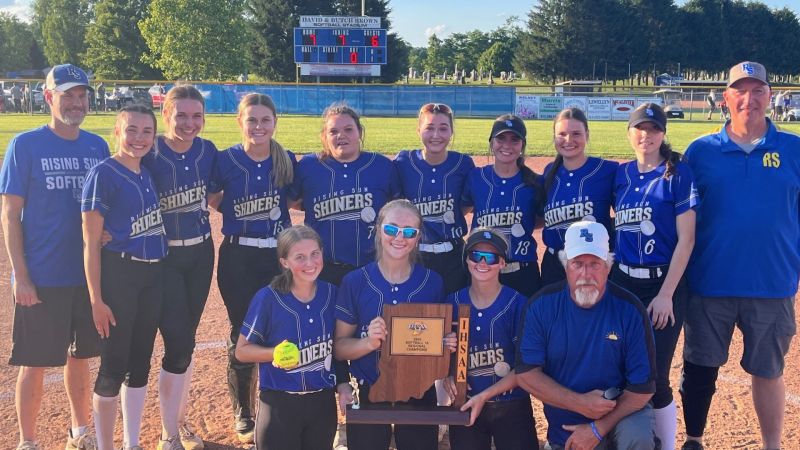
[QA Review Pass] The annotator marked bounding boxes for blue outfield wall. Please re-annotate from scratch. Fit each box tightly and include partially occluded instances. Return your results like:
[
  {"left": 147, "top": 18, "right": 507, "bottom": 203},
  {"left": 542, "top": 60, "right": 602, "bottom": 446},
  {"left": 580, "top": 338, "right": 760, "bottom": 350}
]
[{"left": 186, "top": 83, "right": 516, "bottom": 117}]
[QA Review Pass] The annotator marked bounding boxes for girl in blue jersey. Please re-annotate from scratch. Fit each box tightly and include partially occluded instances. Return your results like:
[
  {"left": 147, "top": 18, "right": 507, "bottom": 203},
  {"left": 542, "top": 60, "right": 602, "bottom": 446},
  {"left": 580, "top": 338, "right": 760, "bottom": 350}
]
[
  {"left": 142, "top": 85, "right": 215, "bottom": 450},
  {"left": 395, "top": 102, "right": 474, "bottom": 293},
  {"left": 612, "top": 103, "right": 696, "bottom": 450},
  {"left": 334, "top": 199, "right": 450, "bottom": 450},
  {"left": 540, "top": 108, "right": 617, "bottom": 286},
  {"left": 82, "top": 105, "right": 167, "bottom": 450},
  {"left": 463, "top": 114, "right": 543, "bottom": 297},
  {"left": 213, "top": 93, "right": 296, "bottom": 443},
  {"left": 235, "top": 225, "right": 352, "bottom": 450},
  {"left": 292, "top": 103, "right": 399, "bottom": 286},
  {"left": 445, "top": 227, "right": 537, "bottom": 450}
]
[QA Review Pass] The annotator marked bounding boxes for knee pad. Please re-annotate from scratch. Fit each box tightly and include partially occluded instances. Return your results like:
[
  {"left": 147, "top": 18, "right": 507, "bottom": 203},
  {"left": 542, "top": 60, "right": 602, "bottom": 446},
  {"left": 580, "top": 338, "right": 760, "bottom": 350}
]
[
  {"left": 94, "top": 373, "right": 124, "bottom": 397},
  {"left": 679, "top": 361, "right": 719, "bottom": 397},
  {"left": 652, "top": 386, "right": 674, "bottom": 410}
]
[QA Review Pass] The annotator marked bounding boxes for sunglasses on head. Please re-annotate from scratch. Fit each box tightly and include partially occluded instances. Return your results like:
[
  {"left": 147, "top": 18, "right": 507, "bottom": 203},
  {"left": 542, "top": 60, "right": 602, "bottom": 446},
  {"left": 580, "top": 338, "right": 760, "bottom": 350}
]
[
  {"left": 467, "top": 250, "right": 502, "bottom": 265},
  {"left": 421, "top": 103, "right": 453, "bottom": 115},
  {"left": 382, "top": 224, "right": 420, "bottom": 239}
]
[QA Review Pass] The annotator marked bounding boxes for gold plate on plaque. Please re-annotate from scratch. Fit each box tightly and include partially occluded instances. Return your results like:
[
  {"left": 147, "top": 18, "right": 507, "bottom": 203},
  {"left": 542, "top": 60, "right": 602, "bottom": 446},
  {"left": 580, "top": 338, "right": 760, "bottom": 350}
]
[{"left": 389, "top": 316, "right": 445, "bottom": 356}]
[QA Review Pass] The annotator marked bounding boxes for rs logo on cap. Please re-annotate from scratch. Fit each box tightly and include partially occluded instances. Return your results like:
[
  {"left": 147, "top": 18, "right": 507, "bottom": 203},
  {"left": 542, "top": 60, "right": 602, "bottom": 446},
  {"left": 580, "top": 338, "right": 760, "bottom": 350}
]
[
  {"left": 646, "top": 108, "right": 653, "bottom": 117},
  {"left": 505, "top": 120, "right": 513, "bottom": 127},
  {"left": 483, "top": 231, "right": 492, "bottom": 239},
  {"left": 742, "top": 63, "right": 755, "bottom": 75},
  {"left": 579, "top": 228, "right": 593, "bottom": 242},
  {"left": 66, "top": 67, "right": 82, "bottom": 79}
]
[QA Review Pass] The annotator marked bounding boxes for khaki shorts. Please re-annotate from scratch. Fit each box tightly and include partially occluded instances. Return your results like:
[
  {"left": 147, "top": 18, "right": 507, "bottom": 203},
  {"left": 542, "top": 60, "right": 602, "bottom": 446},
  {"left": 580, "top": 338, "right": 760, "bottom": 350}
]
[{"left": 683, "top": 295, "right": 796, "bottom": 378}]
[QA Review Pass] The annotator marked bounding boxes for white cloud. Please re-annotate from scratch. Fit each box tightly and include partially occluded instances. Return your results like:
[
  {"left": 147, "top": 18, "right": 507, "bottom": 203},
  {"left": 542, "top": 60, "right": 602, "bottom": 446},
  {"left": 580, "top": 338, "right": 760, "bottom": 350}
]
[
  {"left": 425, "top": 24, "right": 448, "bottom": 39},
  {"left": 0, "top": 0, "right": 32, "bottom": 21}
]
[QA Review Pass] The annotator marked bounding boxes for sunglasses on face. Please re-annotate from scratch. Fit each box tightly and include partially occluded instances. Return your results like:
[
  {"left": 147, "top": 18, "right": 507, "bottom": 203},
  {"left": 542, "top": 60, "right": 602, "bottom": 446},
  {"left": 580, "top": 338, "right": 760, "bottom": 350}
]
[
  {"left": 382, "top": 224, "right": 420, "bottom": 239},
  {"left": 467, "top": 250, "right": 502, "bottom": 265}
]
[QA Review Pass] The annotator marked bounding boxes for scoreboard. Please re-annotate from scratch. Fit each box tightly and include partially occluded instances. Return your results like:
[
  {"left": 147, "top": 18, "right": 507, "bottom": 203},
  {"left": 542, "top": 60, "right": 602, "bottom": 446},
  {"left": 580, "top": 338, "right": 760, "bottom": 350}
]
[{"left": 293, "top": 28, "right": 387, "bottom": 65}]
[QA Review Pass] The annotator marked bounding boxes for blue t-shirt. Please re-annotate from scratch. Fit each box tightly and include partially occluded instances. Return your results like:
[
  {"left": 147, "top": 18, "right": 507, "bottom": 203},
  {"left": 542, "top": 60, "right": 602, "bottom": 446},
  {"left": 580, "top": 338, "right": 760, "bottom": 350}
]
[
  {"left": 517, "top": 281, "right": 656, "bottom": 446},
  {"left": 241, "top": 282, "right": 338, "bottom": 392},
  {"left": 685, "top": 120, "right": 800, "bottom": 298},
  {"left": 142, "top": 136, "right": 217, "bottom": 240},
  {"left": 614, "top": 160, "right": 697, "bottom": 266},
  {"left": 541, "top": 157, "right": 617, "bottom": 251},
  {"left": 463, "top": 165, "right": 539, "bottom": 263},
  {"left": 213, "top": 144, "right": 295, "bottom": 238},
  {"left": 394, "top": 150, "right": 474, "bottom": 243},
  {"left": 335, "top": 262, "right": 445, "bottom": 384},
  {"left": 0, "top": 126, "right": 109, "bottom": 286},
  {"left": 81, "top": 158, "right": 167, "bottom": 260},
  {"left": 292, "top": 152, "right": 399, "bottom": 267},
  {"left": 446, "top": 285, "right": 527, "bottom": 401}
]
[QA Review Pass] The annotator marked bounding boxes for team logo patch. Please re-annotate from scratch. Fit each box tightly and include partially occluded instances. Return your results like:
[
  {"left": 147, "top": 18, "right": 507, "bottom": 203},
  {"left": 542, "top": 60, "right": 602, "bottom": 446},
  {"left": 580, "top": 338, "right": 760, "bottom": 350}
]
[
  {"left": 646, "top": 108, "right": 654, "bottom": 117},
  {"left": 66, "top": 67, "right": 83, "bottom": 79},
  {"left": 483, "top": 231, "right": 492, "bottom": 239},
  {"left": 579, "top": 228, "right": 593, "bottom": 242},
  {"left": 408, "top": 321, "right": 427, "bottom": 336},
  {"left": 763, "top": 152, "right": 780, "bottom": 168},
  {"left": 742, "top": 63, "right": 755, "bottom": 75},
  {"left": 505, "top": 120, "right": 513, "bottom": 127}
]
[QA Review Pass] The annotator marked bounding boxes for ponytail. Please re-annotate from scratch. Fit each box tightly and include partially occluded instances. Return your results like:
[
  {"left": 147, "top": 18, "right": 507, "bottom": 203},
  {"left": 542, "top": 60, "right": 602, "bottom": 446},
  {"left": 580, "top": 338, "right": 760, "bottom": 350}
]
[{"left": 659, "top": 141, "right": 681, "bottom": 179}]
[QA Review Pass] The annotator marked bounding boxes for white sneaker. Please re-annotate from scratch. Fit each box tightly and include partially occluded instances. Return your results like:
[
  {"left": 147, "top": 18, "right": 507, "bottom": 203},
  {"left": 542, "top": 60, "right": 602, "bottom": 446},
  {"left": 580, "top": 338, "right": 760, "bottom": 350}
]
[
  {"left": 65, "top": 431, "right": 97, "bottom": 450},
  {"left": 17, "top": 442, "right": 40, "bottom": 450},
  {"left": 156, "top": 435, "right": 185, "bottom": 450},
  {"left": 178, "top": 423, "right": 204, "bottom": 450}
]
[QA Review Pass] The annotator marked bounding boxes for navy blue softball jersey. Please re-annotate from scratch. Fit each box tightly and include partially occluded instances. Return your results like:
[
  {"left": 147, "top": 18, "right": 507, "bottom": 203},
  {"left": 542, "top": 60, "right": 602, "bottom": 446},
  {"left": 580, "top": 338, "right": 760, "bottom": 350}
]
[
  {"left": 542, "top": 157, "right": 617, "bottom": 251},
  {"left": 81, "top": 158, "right": 167, "bottom": 260},
  {"left": 212, "top": 144, "right": 295, "bottom": 238},
  {"left": 142, "top": 136, "right": 217, "bottom": 240},
  {"left": 292, "top": 152, "right": 400, "bottom": 267},
  {"left": 335, "top": 262, "right": 445, "bottom": 384},
  {"left": 614, "top": 161, "right": 697, "bottom": 266},
  {"left": 394, "top": 150, "right": 474, "bottom": 243},
  {"left": 241, "top": 281, "right": 339, "bottom": 392}
]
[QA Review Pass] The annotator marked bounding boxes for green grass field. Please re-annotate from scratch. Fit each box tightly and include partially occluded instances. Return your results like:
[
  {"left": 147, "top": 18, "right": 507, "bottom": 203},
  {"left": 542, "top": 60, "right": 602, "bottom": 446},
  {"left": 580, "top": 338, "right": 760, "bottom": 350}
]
[{"left": 2, "top": 112, "right": 799, "bottom": 159}]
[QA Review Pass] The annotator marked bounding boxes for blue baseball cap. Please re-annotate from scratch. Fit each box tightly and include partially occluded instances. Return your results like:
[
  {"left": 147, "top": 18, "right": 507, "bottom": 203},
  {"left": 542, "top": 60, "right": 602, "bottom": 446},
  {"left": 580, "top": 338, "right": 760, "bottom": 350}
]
[{"left": 45, "top": 64, "right": 93, "bottom": 92}]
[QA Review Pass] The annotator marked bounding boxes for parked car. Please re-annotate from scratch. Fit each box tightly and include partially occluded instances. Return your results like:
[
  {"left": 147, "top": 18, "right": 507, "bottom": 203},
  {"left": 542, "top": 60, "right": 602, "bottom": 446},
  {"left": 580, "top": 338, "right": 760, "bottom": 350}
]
[
  {"left": 653, "top": 89, "right": 685, "bottom": 119},
  {"left": 148, "top": 84, "right": 165, "bottom": 109}
]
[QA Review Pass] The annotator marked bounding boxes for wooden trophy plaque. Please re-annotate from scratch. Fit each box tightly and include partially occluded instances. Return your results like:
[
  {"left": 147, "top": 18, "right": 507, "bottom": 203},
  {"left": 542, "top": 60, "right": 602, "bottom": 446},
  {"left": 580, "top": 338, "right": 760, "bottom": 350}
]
[{"left": 346, "top": 303, "right": 471, "bottom": 425}]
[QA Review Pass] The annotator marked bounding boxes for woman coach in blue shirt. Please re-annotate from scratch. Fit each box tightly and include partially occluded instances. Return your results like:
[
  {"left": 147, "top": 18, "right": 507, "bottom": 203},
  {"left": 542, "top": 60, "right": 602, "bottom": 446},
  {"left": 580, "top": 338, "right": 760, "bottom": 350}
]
[
  {"left": 612, "top": 103, "right": 696, "bottom": 450},
  {"left": 82, "top": 105, "right": 167, "bottom": 450}
]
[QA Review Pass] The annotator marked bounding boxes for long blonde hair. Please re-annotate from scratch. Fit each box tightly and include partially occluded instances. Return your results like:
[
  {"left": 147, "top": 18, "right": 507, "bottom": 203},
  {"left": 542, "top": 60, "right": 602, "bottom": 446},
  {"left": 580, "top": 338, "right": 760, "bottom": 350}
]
[{"left": 237, "top": 93, "right": 293, "bottom": 188}]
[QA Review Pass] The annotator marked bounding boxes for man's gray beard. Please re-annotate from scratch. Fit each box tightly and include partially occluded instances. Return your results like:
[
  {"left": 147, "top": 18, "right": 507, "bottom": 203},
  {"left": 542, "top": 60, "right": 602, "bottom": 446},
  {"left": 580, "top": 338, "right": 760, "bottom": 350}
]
[
  {"left": 63, "top": 115, "right": 85, "bottom": 127},
  {"left": 574, "top": 286, "right": 600, "bottom": 308}
]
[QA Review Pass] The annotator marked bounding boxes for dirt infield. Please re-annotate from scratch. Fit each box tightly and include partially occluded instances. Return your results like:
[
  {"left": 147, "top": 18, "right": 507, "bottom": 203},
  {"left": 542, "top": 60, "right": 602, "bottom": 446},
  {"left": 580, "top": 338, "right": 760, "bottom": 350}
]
[{"left": 0, "top": 156, "right": 798, "bottom": 450}]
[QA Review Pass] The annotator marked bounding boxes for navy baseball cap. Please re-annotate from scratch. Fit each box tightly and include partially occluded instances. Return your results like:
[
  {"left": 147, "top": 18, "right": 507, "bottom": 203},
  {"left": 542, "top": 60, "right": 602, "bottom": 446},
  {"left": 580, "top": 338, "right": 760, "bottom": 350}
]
[
  {"left": 628, "top": 103, "right": 667, "bottom": 132},
  {"left": 464, "top": 227, "right": 509, "bottom": 257},
  {"left": 489, "top": 115, "right": 526, "bottom": 141},
  {"left": 45, "top": 64, "right": 93, "bottom": 92}
]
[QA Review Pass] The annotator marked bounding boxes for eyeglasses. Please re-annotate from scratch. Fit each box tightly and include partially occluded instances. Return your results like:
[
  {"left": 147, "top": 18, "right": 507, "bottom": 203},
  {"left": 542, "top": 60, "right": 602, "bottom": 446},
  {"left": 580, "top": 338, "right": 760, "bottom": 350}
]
[
  {"left": 467, "top": 250, "right": 502, "bottom": 265},
  {"left": 382, "top": 224, "right": 420, "bottom": 239},
  {"left": 420, "top": 103, "right": 453, "bottom": 116}
]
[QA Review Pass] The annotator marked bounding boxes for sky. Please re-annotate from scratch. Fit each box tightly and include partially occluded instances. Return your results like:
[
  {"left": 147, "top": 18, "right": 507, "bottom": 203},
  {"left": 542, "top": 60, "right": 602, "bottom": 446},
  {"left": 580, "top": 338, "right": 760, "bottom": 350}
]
[{"left": 2, "top": 0, "right": 799, "bottom": 48}]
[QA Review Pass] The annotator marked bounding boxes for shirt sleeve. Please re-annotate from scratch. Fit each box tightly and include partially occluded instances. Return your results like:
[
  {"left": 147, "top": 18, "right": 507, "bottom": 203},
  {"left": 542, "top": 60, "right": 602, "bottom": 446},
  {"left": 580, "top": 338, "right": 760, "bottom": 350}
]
[
  {"left": 515, "top": 296, "right": 547, "bottom": 372},
  {"left": 209, "top": 150, "right": 225, "bottom": 194},
  {"left": 240, "top": 287, "right": 273, "bottom": 346},
  {"left": 335, "top": 270, "right": 360, "bottom": 325},
  {"left": 461, "top": 168, "right": 476, "bottom": 207},
  {"left": 0, "top": 136, "right": 30, "bottom": 198},
  {"left": 622, "top": 304, "right": 657, "bottom": 394},
  {"left": 80, "top": 164, "right": 112, "bottom": 215},
  {"left": 673, "top": 162, "right": 698, "bottom": 215}
]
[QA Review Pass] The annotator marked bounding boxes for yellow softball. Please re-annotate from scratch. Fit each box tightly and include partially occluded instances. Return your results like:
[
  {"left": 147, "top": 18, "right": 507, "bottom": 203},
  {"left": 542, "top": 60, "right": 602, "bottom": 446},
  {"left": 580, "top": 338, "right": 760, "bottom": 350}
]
[{"left": 273, "top": 339, "right": 300, "bottom": 369}]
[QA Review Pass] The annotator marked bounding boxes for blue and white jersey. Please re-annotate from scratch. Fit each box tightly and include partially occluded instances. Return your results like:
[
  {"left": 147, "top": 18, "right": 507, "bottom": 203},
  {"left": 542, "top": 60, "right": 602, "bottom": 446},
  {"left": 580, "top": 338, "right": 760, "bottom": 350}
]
[
  {"left": 241, "top": 281, "right": 338, "bottom": 392},
  {"left": 614, "top": 161, "right": 697, "bottom": 266},
  {"left": 81, "top": 158, "right": 167, "bottom": 260},
  {"left": 518, "top": 281, "right": 656, "bottom": 446},
  {"left": 542, "top": 157, "right": 617, "bottom": 251},
  {"left": 142, "top": 136, "right": 217, "bottom": 240},
  {"left": 463, "top": 165, "right": 539, "bottom": 263},
  {"left": 292, "top": 152, "right": 399, "bottom": 267},
  {"left": 446, "top": 286, "right": 527, "bottom": 401},
  {"left": 335, "top": 262, "right": 445, "bottom": 384},
  {"left": 0, "top": 126, "right": 109, "bottom": 286},
  {"left": 212, "top": 144, "right": 295, "bottom": 238},
  {"left": 394, "top": 150, "right": 474, "bottom": 243}
]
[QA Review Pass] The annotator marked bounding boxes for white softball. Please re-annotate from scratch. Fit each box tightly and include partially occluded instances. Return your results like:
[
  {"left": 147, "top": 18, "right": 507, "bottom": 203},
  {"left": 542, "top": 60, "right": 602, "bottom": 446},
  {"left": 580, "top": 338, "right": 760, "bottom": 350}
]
[
  {"left": 640, "top": 220, "right": 656, "bottom": 236},
  {"left": 442, "top": 210, "right": 455, "bottom": 224},
  {"left": 360, "top": 206, "right": 376, "bottom": 223},
  {"left": 269, "top": 207, "right": 282, "bottom": 221},
  {"left": 511, "top": 223, "right": 525, "bottom": 237},
  {"left": 494, "top": 361, "right": 511, "bottom": 377},
  {"left": 324, "top": 354, "right": 332, "bottom": 371}
]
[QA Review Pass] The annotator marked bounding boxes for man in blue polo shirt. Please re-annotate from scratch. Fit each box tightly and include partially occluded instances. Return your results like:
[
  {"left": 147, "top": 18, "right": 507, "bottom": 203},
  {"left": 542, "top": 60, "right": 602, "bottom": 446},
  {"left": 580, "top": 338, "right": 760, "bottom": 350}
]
[
  {"left": 1, "top": 64, "right": 109, "bottom": 450},
  {"left": 681, "top": 61, "right": 799, "bottom": 450},
  {"left": 516, "top": 221, "right": 657, "bottom": 450}
]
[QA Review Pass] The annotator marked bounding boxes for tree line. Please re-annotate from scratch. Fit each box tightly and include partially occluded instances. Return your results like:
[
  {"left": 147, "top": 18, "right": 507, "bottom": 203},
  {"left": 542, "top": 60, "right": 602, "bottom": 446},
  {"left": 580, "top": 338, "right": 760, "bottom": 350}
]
[{"left": 0, "top": 0, "right": 798, "bottom": 83}]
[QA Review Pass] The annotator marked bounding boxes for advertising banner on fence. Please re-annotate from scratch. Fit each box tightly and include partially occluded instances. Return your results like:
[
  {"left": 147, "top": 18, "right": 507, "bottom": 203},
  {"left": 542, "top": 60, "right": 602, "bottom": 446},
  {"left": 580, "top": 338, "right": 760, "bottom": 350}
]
[
  {"left": 563, "top": 96, "right": 587, "bottom": 112},
  {"left": 611, "top": 98, "right": 636, "bottom": 120},
  {"left": 515, "top": 95, "right": 540, "bottom": 119},
  {"left": 587, "top": 98, "right": 612, "bottom": 120},
  {"left": 539, "top": 96, "right": 563, "bottom": 119}
]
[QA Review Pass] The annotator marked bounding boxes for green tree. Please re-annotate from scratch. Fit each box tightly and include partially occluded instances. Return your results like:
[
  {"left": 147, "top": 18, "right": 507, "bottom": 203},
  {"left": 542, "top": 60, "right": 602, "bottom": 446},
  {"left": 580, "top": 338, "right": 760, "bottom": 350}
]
[
  {"left": 477, "top": 40, "right": 514, "bottom": 74},
  {"left": 32, "top": 0, "right": 93, "bottom": 66},
  {"left": 408, "top": 47, "right": 427, "bottom": 75},
  {"left": 424, "top": 34, "right": 447, "bottom": 75},
  {"left": 140, "top": 0, "right": 247, "bottom": 80},
  {"left": 84, "top": 0, "right": 161, "bottom": 79},
  {"left": 0, "top": 12, "right": 34, "bottom": 72}
]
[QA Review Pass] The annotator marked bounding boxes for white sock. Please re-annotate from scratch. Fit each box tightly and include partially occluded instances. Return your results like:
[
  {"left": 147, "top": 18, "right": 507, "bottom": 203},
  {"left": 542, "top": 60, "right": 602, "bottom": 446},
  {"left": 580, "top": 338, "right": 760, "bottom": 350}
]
[
  {"left": 92, "top": 394, "right": 118, "bottom": 450},
  {"left": 178, "top": 361, "right": 194, "bottom": 425},
  {"left": 159, "top": 368, "right": 186, "bottom": 438},
  {"left": 70, "top": 425, "right": 88, "bottom": 438},
  {"left": 121, "top": 385, "right": 147, "bottom": 448},
  {"left": 654, "top": 400, "right": 677, "bottom": 450}
]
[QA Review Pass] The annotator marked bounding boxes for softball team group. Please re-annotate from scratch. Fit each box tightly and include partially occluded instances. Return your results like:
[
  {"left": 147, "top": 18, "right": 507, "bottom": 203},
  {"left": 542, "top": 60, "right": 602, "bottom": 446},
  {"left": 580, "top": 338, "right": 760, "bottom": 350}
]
[{"left": 36, "top": 81, "right": 694, "bottom": 450}]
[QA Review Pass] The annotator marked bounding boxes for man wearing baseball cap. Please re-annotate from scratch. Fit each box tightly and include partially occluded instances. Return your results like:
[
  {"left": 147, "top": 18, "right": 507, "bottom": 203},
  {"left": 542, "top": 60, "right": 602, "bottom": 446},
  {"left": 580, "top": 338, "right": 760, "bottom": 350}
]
[
  {"left": 512, "top": 221, "right": 657, "bottom": 449},
  {"left": 680, "top": 62, "right": 798, "bottom": 450},
  {"left": 1, "top": 64, "right": 109, "bottom": 450}
]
